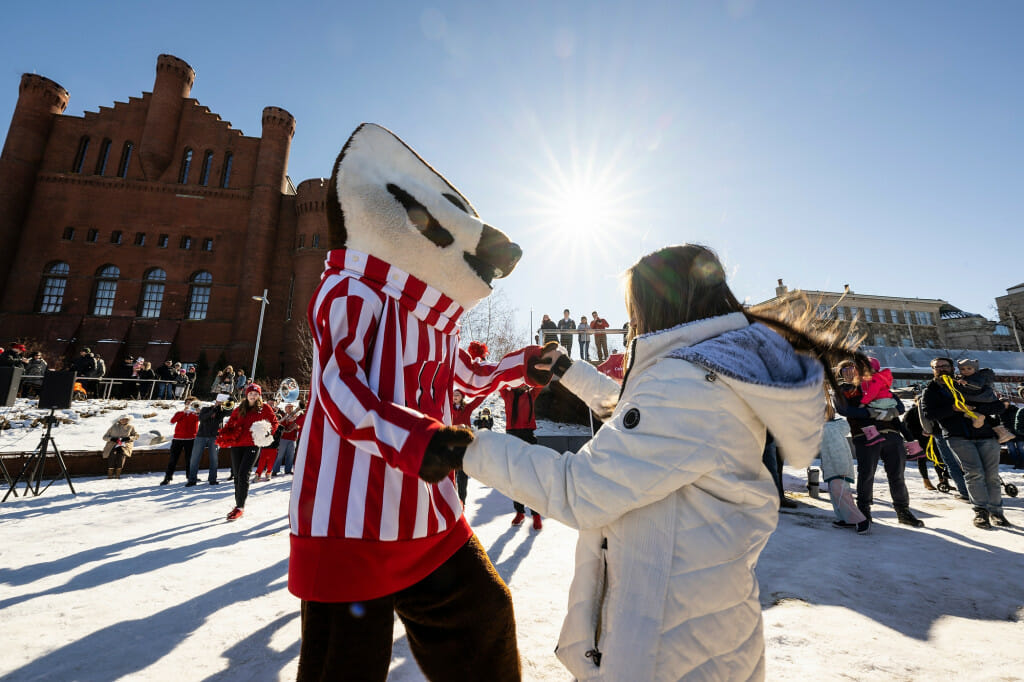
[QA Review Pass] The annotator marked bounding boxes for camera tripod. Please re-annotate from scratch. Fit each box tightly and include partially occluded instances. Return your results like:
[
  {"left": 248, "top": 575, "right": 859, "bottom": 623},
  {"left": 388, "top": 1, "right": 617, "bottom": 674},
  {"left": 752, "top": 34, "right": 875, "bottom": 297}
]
[{"left": 2, "top": 408, "right": 76, "bottom": 502}]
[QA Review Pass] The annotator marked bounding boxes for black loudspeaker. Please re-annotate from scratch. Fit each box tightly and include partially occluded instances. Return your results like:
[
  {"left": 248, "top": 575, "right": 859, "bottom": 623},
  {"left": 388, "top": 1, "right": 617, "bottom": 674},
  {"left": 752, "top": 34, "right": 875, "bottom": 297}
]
[
  {"left": 0, "top": 366, "right": 22, "bottom": 407},
  {"left": 39, "top": 370, "right": 76, "bottom": 410}
]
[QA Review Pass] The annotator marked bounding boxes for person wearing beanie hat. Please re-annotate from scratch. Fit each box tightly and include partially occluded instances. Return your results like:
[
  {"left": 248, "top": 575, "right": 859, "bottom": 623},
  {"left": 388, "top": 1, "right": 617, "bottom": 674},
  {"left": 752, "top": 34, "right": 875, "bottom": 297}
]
[
  {"left": 216, "top": 383, "right": 277, "bottom": 519},
  {"left": 956, "top": 359, "right": 1014, "bottom": 443}
]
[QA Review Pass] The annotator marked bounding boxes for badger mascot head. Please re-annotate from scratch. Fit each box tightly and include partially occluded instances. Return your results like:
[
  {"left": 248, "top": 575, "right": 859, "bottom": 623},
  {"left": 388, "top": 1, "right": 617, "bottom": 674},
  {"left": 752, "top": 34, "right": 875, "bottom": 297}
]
[{"left": 325, "top": 123, "right": 522, "bottom": 308}]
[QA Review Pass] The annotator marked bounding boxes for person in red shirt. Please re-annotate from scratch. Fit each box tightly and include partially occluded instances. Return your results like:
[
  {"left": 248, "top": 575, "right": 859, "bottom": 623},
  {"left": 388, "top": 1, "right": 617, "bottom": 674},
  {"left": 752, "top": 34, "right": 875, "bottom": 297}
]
[
  {"left": 591, "top": 311, "right": 610, "bottom": 361},
  {"left": 216, "top": 384, "right": 278, "bottom": 520},
  {"left": 272, "top": 402, "right": 304, "bottom": 476},
  {"left": 500, "top": 384, "right": 544, "bottom": 530},
  {"left": 161, "top": 400, "right": 199, "bottom": 485}
]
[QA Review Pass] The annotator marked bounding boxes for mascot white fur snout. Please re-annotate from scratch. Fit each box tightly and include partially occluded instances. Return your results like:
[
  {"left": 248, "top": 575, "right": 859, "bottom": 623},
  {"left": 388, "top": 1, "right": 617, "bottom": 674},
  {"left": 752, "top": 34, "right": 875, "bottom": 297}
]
[{"left": 326, "top": 123, "right": 522, "bottom": 308}]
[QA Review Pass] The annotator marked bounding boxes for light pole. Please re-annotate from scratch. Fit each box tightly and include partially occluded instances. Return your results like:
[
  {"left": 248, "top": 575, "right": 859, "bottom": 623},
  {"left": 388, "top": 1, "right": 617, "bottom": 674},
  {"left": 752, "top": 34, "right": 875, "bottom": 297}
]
[{"left": 251, "top": 289, "right": 269, "bottom": 380}]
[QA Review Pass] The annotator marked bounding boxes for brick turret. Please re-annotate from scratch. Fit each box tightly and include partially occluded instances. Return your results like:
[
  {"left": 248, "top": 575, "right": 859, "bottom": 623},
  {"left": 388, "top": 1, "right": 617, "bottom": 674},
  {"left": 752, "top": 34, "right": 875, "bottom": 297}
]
[
  {"left": 0, "top": 73, "right": 69, "bottom": 289},
  {"left": 230, "top": 106, "right": 296, "bottom": 358},
  {"left": 138, "top": 54, "right": 194, "bottom": 181}
]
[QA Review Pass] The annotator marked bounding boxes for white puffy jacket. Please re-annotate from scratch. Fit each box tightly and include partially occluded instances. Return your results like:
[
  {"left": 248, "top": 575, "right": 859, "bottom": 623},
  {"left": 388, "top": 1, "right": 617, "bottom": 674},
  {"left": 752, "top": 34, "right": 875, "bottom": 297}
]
[{"left": 463, "top": 313, "right": 824, "bottom": 681}]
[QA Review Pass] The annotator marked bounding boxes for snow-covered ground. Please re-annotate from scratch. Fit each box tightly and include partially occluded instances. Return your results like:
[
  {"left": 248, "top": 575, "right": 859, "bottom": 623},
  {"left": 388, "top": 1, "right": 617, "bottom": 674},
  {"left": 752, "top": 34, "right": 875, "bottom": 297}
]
[{"left": 3, "top": 397, "right": 1024, "bottom": 681}]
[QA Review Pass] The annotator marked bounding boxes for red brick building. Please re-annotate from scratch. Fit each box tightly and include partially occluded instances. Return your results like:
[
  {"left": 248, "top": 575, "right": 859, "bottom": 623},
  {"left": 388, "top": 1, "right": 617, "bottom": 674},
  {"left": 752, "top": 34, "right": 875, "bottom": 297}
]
[{"left": 0, "top": 54, "right": 329, "bottom": 386}]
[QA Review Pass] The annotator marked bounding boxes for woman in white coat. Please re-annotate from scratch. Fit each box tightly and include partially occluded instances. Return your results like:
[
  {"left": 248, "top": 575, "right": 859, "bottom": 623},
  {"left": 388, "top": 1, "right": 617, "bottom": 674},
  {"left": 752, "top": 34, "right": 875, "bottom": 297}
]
[{"left": 420, "top": 244, "right": 860, "bottom": 681}]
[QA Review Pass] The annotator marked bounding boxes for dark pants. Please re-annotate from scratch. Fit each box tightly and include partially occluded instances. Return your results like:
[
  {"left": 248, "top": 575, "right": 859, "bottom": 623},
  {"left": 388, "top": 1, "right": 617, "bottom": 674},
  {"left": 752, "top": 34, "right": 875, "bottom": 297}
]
[
  {"left": 595, "top": 333, "right": 608, "bottom": 361},
  {"left": 297, "top": 535, "right": 521, "bottom": 682},
  {"left": 560, "top": 336, "right": 573, "bottom": 358},
  {"left": 164, "top": 439, "right": 194, "bottom": 480},
  {"left": 854, "top": 431, "right": 910, "bottom": 517},
  {"left": 456, "top": 470, "right": 469, "bottom": 504},
  {"left": 107, "top": 447, "right": 127, "bottom": 470},
  {"left": 506, "top": 429, "right": 539, "bottom": 517},
  {"left": 230, "top": 446, "right": 259, "bottom": 509},
  {"left": 762, "top": 440, "right": 785, "bottom": 500}
]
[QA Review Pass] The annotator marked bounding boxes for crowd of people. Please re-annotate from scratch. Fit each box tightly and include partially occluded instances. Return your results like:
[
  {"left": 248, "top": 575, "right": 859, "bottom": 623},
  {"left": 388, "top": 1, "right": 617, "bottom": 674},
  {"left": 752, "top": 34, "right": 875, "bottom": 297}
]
[
  {"left": 100, "top": 381, "right": 307, "bottom": 521},
  {"left": 537, "top": 309, "right": 620, "bottom": 361}
]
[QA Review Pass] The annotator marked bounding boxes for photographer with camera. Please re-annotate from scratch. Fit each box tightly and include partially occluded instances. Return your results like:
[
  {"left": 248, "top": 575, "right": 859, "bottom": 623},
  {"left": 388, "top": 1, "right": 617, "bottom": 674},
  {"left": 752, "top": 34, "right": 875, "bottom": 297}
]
[
  {"left": 101, "top": 415, "right": 139, "bottom": 479},
  {"left": 186, "top": 394, "right": 233, "bottom": 486}
]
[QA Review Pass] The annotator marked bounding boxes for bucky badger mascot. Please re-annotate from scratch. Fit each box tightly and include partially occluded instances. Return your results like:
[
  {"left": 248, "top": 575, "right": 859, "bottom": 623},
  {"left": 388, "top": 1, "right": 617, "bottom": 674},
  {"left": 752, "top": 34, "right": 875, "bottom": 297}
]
[{"left": 290, "top": 124, "right": 551, "bottom": 681}]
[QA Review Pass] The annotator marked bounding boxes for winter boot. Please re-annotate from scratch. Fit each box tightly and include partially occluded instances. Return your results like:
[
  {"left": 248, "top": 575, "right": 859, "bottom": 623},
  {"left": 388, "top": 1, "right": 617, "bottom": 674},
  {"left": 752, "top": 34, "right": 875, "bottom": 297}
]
[
  {"left": 114, "top": 468, "right": 122, "bottom": 479},
  {"left": 991, "top": 511, "right": 1012, "bottom": 527},
  {"left": 160, "top": 476, "right": 171, "bottom": 485},
  {"left": 107, "top": 468, "right": 115, "bottom": 479},
  {"left": 511, "top": 512, "right": 526, "bottom": 526},
  {"left": 973, "top": 509, "right": 991, "bottom": 529},
  {"left": 922, "top": 478, "right": 936, "bottom": 491},
  {"left": 861, "top": 425, "right": 884, "bottom": 446},
  {"left": 895, "top": 506, "right": 924, "bottom": 528},
  {"left": 532, "top": 514, "right": 543, "bottom": 531},
  {"left": 993, "top": 425, "right": 1016, "bottom": 444}
]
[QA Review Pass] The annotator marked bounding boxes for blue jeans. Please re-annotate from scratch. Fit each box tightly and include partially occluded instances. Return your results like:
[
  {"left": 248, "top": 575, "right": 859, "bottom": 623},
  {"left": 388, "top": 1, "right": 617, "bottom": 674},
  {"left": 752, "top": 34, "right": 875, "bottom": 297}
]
[
  {"left": 946, "top": 437, "right": 1003, "bottom": 514},
  {"left": 933, "top": 434, "right": 969, "bottom": 497},
  {"left": 156, "top": 382, "right": 174, "bottom": 399},
  {"left": 1006, "top": 439, "right": 1024, "bottom": 468},
  {"left": 188, "top": 436, "right": 220, "bottom": 483},
  {"left": 273, "top": 439, "right": 296, "bottom": 475},
  {"left": 579, "top": 339, "right": 591, "bottom": 361}
]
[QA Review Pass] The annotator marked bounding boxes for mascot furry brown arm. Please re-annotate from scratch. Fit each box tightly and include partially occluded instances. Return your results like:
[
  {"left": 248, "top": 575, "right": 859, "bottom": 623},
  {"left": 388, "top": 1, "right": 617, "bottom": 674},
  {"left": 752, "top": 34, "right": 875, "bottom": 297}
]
[{"left": 291, "top": 123, "right": 550, "bottom": 682}]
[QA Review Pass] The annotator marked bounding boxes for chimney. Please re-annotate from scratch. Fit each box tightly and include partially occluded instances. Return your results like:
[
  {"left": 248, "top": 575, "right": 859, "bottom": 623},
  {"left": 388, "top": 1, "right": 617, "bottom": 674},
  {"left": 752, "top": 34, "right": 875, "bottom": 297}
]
[{"left": 775, "top": 278, "right": 788, "bottom": 297}]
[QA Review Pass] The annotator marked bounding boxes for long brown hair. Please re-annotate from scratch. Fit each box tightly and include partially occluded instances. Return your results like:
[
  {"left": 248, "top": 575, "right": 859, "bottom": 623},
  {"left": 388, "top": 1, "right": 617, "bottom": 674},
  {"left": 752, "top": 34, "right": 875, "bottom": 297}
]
[
  {"left": 623, "top": 244, "right": 866, "bottom": 394},
  {"left": 236, "top": 390, "right": 264, "bottom": 418}
]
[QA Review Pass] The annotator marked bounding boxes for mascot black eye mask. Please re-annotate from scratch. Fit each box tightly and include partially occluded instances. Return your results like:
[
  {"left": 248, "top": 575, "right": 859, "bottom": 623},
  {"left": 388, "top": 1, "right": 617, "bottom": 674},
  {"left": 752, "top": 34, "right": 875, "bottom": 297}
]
[{"left": 326, "top": 122, "right": 522, "bottom": 309}]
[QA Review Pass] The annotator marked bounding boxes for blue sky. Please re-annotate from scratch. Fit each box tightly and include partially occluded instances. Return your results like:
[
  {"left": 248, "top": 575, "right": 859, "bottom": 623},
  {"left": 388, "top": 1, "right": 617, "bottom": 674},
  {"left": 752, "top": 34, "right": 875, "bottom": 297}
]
[{"left": 3, "top": 1, "right": 1022, "bottom": 346}]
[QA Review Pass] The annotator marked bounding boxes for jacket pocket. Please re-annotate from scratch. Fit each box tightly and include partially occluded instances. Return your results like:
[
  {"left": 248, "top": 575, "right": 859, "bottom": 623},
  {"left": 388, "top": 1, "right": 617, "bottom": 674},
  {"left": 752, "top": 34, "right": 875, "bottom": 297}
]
[{"left": 585, "top": 537, "right": 609, "bottom": 668}]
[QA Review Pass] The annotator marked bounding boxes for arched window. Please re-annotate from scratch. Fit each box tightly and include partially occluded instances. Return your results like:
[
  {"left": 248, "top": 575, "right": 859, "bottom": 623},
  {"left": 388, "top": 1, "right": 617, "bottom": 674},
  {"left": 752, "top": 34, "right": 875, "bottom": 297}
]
[
  {"left": 38, "top": 262, "right": 70, "bottom": 313},
  {"left": 199, "top": 150, "right": 214, "bottom": 186},
  {"left": 117, "top": 141, "right": 133, "bottom": 178},
  {"left": 179, "top": 148, "right": 193, "bottom": 184},
  {"left": 72, "top": 136, "right": 90, "bottom": 173},
  {"left": 139, "top": 268, "right": 166, "bottom": 318},
  {"left": 94, "top": 138, "right": 111, "bottom": 175},
  {"left": 91, "top": 265, "right": 119, "bottom": 316},
  {"left": 186, "top": 271, "right": 213, "bottom": 320},
  {"left": 220, "top": 152, "right": 233, "bottom": 188}
]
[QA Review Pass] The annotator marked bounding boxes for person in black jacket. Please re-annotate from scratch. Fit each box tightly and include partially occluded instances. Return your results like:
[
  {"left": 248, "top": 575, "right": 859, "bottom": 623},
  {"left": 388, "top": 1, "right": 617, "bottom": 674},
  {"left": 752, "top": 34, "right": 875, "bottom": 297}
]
[
  {"left": 72, "top": 348, "right": 97, "bottom": 397},
  {"left": 1000, "top": 400, "right": 1024, "bottom": 468},
  {"left": 557, "top": 309, "right": 576, "bottom": 358},
  {"left": 921, "top": 357, "right": 1009, "bottom": 528},
  {"left": 186, "top": 393, "right": 233, "bottom": 486},
  {"left": 539, "top": 314, "right": 557, "bottom": 345},
  {"left": 833, "top": 360, "right": 924, "bottom": 530},
  {"left": 155, "top": 360, "right": 176, "bottom": 400}
]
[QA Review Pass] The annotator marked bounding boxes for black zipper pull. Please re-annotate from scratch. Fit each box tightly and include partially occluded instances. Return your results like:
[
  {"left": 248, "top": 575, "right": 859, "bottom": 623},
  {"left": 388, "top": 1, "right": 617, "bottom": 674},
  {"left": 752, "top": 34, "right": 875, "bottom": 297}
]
[{"left": 585, "top": 649, "right": 602, "bottom": 666}]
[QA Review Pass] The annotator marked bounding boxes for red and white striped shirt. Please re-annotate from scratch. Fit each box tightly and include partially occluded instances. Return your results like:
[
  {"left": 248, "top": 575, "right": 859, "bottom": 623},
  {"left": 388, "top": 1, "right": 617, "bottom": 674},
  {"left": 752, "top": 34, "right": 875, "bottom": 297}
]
[{"left": 289, "top": 249, "right": 540, "bottom": 602}]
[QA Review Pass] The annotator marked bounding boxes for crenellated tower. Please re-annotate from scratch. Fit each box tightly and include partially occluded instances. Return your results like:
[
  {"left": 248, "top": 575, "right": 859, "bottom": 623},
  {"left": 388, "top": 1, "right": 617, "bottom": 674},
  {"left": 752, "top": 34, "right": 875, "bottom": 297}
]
[
  {"left": 0, "top": 73, "right": 69, "bottom": 290},
  {"left": 231, "top": 106, "right": 296, "bottom": 356},
  {"left": 138, "top": 54, "right": 194, "bottom": 181}
]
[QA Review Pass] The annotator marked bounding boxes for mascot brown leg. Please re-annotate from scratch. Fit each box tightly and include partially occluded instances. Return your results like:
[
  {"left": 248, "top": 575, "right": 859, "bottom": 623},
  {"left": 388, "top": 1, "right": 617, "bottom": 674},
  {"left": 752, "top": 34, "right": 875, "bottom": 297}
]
[
  {"left": 297, "top": 535, "right": 520, "bottom": 682},
  {"left": 396, "top": 535, "right": 520, "bottom": 681}
]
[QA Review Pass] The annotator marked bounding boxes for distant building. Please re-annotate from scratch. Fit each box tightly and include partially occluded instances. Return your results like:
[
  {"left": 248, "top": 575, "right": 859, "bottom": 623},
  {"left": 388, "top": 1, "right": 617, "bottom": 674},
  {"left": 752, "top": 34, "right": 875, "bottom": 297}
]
[
  {"left": 996, "top": 283, "right": 1024, "bottom": 348},
  {"left": 761, "top": 280, "right": 1018, "bottom": 352},
  {"left": 0, "top": 55, "right": 330, "bottom": 385}
]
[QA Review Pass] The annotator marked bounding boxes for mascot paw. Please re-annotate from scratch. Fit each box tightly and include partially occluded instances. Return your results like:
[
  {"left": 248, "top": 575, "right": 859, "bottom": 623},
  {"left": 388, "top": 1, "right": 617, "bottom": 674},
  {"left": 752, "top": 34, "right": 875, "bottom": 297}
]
[
  {"left": 526, "top": 341, "right": 561, "bottom": 385},
  {"left": 419, "top": 426, "right": 474, "bottom": 483}
]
